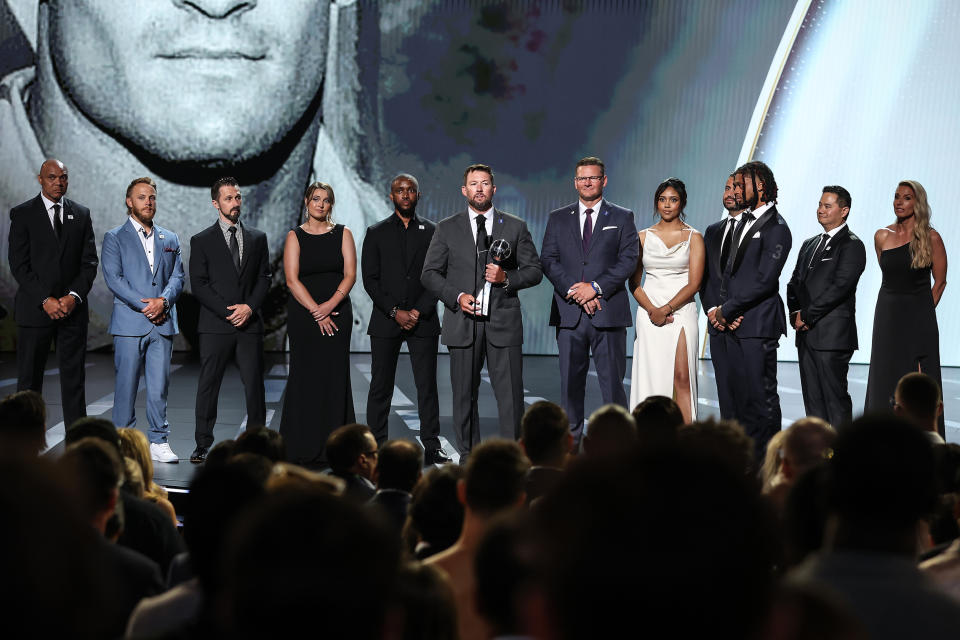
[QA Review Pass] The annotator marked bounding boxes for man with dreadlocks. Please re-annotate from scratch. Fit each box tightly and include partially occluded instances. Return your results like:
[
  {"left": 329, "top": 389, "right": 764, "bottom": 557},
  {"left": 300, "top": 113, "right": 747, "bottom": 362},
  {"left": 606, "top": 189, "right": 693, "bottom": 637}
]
[{"left": 707, "top": 161, "right": 791, "bottom": 462}]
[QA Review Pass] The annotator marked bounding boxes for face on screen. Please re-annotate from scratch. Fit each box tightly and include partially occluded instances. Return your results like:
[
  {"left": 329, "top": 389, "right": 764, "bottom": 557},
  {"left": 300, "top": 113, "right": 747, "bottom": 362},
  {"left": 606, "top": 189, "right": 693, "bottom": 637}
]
[{"left": 47, "top": 1, "right": 329, "bottom": 165}]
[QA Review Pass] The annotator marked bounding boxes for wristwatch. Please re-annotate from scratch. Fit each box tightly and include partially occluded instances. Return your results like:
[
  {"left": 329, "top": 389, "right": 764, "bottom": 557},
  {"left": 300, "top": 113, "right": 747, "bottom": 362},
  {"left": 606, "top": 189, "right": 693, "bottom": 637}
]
[
  {"left": 389, "top": 306, "right": 398, "bottom": 319},
  {"left": 161, "top": 298, "right": 170, "bottom": 313}
]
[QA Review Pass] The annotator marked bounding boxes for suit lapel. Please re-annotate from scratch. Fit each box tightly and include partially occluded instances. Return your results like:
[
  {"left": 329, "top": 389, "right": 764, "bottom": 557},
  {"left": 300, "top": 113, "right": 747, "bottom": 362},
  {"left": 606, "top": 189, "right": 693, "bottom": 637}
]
[
  {"left": 731, "top": 206, "right": 777, "bottom": 274},
  {"left": 239, "top": 225, "right": 252, "bottom": 275},
  {"left": 121, "top": 219, "right": 153, "bottom": 275},
  {"left": 806, "top": 226, "right": 849, "bottom": 277},
  {"left": 567, "top": 205, "right": 583, "bottom": 259},
  {"left": 152, "top": 225, "right": 164, "bottom": 276}
]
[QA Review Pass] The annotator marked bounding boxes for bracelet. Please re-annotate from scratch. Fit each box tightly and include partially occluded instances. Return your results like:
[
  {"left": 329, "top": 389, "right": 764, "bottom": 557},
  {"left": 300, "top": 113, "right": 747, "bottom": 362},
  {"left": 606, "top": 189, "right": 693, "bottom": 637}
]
[
  {"left": 666, "top": 302, "right": 675, "bottom": 313},
  {"left": 335, "top": 289, "right": 346, "bottom": 297},
  {"left": 590, "top": 281, "right": 601, "bottom": 297}
]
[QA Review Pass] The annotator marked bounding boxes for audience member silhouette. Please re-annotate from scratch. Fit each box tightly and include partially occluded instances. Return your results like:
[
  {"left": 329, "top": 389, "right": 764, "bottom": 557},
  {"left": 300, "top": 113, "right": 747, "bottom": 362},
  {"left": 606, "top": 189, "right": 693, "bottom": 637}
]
[
  {"left": 518, "top": 401, "right": 571, "bottom": 504},
  {"left": 581, "top": 403, "right": 637, "bottom": 457},
  {"left": 393, "top": 562, "right": 460, "bottom": 640},
  {"left": 895, "top": 372, "right": 946, "bottom": 444},
  {"left": 326, "top": 423, "right": 379, "bottom": 502},
  {"left": 404, "top": 464, "right": 466, "bottom": 560},
  {"left": 369, "top": 439, "right": 423, "bottom": 533},
  {"left": 631, "top": 395, "right": 684, "bottom": 449},
  {"left": 0, "top": 390, "right": 46, "bottom": 455},
  {"left": 234, "top": 427, "right": 287, "bottom": 462}
]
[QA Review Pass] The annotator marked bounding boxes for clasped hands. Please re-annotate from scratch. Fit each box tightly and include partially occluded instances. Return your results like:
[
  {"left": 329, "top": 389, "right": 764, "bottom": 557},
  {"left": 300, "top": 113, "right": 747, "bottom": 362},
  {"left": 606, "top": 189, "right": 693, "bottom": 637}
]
[
  {"left": 566, "top": 281, "right": 602, "bottom": 315},
  {"left": 312, "top": 301, "right": 340, "bottom": 336},
  {"left": 43, "top": 295, "right": 77, "bottom": 320},
  {"left": 707, "top": 306, "right": 744, "bottom": 332},
  {"left": 140, "top": 297, "right": 167, "bottom": 325},
  {"left": 394, "top": 308, "right": 420, "bottom": 331},
  {"left": 792, "top": 312, "right": 810, "bottom": 332}
]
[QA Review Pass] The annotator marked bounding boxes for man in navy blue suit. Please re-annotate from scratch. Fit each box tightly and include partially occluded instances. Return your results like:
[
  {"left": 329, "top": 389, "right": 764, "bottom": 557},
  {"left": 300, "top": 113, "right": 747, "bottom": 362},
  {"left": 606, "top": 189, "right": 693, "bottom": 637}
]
[
  {"left": 101, "top": 177, "right": 184, "bottom": 463},
  {"left": 705, "top": 161, "right": 791, "bottom": 460},
  {"left": 541, "top": 157, "right": 639, "bottom": 447}
]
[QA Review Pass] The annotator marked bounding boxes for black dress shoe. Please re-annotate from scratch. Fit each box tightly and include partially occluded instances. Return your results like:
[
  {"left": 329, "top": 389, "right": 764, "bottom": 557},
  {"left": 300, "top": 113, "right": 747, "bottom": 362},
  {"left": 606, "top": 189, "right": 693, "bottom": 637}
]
[
  {"left": 190, "top": 446, "right": 208, "bottom": 463},
  {"left": 424, "top": 449, "right": 452, "bottom": 465}
]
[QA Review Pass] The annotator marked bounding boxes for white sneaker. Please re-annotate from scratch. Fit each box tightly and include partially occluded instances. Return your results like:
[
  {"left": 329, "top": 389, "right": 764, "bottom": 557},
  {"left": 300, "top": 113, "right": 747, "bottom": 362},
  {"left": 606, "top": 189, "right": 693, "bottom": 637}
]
[{"left": 150, "top": 442, "right": 179, "bottom": 464}]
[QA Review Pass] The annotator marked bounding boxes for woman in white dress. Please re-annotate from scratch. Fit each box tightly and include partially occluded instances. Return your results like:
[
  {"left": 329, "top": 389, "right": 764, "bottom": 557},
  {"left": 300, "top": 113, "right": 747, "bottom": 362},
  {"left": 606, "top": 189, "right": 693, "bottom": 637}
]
[{"left": 629, "top": 178, "right": 705, "bottom": 423}]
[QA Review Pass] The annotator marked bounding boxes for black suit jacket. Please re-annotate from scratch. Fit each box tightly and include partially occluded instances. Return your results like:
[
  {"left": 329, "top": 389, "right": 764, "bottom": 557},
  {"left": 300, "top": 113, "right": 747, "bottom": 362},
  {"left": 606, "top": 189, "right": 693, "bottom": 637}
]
[
  {"left": 361, "top": 213, "right": 440, "bottom": 338},
  {"left": 189, "top": 222, "right": 271, "bottom": 334},
  {"left": 717, "top": 205, "right": 792, "bottom": 338},
  {"left": 786, "top": 226, "right": 866, "bottom": 350},
  {"left": 8, "top": 195, "right": 98, "bottom": 327}
]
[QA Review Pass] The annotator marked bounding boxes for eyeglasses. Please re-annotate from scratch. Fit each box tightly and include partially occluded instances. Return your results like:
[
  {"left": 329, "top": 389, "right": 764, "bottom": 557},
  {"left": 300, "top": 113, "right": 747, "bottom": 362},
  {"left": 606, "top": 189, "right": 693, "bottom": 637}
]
[{"left": 575, "top": 176, "right": 604, "bottom": 184}]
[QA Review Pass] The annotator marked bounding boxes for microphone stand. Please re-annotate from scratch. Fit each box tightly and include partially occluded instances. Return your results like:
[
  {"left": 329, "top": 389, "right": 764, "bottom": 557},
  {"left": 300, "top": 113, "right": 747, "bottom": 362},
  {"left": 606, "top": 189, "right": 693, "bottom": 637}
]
[{"left": 469, "top": 233, "right": 491, "bottom": 458}]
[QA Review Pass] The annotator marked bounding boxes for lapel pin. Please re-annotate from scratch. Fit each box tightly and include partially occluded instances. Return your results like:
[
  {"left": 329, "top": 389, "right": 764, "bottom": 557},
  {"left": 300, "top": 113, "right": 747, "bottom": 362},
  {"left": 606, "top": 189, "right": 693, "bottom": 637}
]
[
  {"left": 158, "top": 234, "right": 165, "bottom": 239},
  {"left": 67, "top": 214, "right": 74, "bottom": 220},
  {"left": 419, "top": 224, "right": 425, "bottom": 230}
]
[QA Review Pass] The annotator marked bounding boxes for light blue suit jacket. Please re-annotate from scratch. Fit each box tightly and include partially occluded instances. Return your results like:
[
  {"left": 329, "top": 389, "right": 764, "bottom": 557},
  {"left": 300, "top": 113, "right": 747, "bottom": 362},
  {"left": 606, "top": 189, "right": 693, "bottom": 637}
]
[{"left": 102, "top": 219, "right": 184, "bottom": 337}]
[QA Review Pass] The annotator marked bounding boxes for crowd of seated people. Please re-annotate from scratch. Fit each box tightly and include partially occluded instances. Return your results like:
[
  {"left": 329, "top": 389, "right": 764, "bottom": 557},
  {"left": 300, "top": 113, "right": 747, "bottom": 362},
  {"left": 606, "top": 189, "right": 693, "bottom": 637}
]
[{"left": 4, "top": 371, "right": 960, "bottom": 639}]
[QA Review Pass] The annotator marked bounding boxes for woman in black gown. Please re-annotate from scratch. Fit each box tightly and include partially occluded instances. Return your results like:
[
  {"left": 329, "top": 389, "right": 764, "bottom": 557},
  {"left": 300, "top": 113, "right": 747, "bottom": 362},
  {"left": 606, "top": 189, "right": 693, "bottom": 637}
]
[
  {"left": 280, "top": 181, "right": 357, "bottom": 466},
  {"left": 865, "top": 180, "right": 947, "bottom": 435}
]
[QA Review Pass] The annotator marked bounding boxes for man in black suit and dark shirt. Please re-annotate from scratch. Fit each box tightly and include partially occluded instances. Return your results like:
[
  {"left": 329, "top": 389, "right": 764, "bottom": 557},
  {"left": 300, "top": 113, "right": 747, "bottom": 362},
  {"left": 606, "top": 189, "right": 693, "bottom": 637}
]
[
  {"left": 189, "top": 177, "right": 272, "bottom": 463},
  {"left": 362, "top": 174, "right": 449, "bottom": 465},
  {"left": 8, "top": 159, "right": 98, "bottom": 429},
  {"left": 327, "top": 423, "right": 379, "bottom": 503},
  {"left": 369, "top": 438, "right": 423, "bottom": 532},
  {"left": 518, "top": 401, "right": 571, "bottom": 504},
  {"left": 787, "top": 185, "right": 866, "bottom": 427}
]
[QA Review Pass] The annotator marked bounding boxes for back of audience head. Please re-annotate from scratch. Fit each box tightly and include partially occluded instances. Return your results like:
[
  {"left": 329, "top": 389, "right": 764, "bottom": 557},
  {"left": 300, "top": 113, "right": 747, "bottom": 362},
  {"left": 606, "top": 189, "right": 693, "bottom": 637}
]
[
  {"left": 376, "top": 439, "right": 423, "bottom": 492},
  {"left": 185, "top": 456, "right": 270, "bottom": 593},
  {"left": 204, "top": 438, "right": 237, "bottom": 468},
  {"left": 394, "top": 562, "right": 459, "bottom": 640},
  {"left": 65, "top": 416, "right": 121, "bottom": 453},
  {"left": 462, "top": 439, "right": 530, "bottom": 517},
  {"left": 405, "top": 465, "right": 466, "bottom": 558},
  {"left": 527, "top": 446, "right": 776, "bottom": 639},
  {"left": 326, "top": 422, "right": 378, "bottom": 478},
  {"left": 220, "top": 487, "right": 400, "bottom": 639},
  {"left": 631, "top": 395, "right": 683, "bottom": 448},
  {"left": 0, "top": 390, "right": 46, "bottom": 455},
  {"left": 679, "top": 417, "right": 755, "bottom": 478},
  {"left": 268, "top": 461, "right": 346, "bottom": 494},
  {"left": 475, "top": 513, "right": 531, "bottom": 637},
  {"left": 520, "top": 401, "right": 572, "bottom": 468},
  {"left": 117, "top": 427, "right": 158, "bottom": 492},
  {"left": 894, "top": 372, "right": 943, "bottom": 435},
  {"left": 827, "top": 413, "right": 937, "bottom": 553},
  {"left": 582, "top": 403, "right": 637, "bottom": 457},
  {"left": 0, "top": 456, "right": 118, "bottom": 637},
  {"left": 783, "top": 418, "right": 835, "bottom": 479},
  {"left": 59, "top": 437, "right": 124, "bottom": 532},
  {"left": 763, "top": 429, "right": 788, "bottom": 492},
  {"left": 235, "top": 427, "right": 286, "bottom": 462}
]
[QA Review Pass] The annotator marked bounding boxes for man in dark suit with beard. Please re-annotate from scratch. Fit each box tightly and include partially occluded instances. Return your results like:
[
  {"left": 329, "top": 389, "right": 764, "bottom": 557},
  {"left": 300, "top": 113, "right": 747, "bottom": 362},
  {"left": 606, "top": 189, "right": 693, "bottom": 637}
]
[
  {"left": 787, "top": 185, "right": 866, "bottom": 427},
  {"left": 707, "top": 161, "right": 792, "bottom": 460},
  {"left": 422, "top": 164, "right": 543, "bottom": 457},
  {"left": 8, "top": 159, "right": 98, "bottom": 430},
  {"left": 362, "top": 174, "right": 448, "bottom": 465},
  {"left": 189, "top": 177, "right": 272, "bottom": 463}
]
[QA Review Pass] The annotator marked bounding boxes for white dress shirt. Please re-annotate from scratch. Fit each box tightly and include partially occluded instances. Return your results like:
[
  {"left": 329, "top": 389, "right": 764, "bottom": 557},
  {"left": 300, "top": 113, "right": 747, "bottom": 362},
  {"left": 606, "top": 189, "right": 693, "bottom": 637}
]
[
  {"left": 736, "top": 201, "right": 774, "bottom": 248},
  {"left": 468, "top": 206, "right": 494, "bottom": 243},
  {"left": 39, "top": 192, "right": 82, "bottom": 302},
  {"left": 128, "top": 216, "right": 156, "bottom": 271}
]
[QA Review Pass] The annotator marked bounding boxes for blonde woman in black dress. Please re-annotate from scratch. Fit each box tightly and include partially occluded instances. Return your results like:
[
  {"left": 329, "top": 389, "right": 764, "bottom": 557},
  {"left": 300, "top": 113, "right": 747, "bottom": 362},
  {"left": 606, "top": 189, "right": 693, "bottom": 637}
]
[
  {"left": 280, "top": 182, "right": 357, "bottom": 466},
  {"left": 865, "top": 180, "right": 947, "bottom": 435}
]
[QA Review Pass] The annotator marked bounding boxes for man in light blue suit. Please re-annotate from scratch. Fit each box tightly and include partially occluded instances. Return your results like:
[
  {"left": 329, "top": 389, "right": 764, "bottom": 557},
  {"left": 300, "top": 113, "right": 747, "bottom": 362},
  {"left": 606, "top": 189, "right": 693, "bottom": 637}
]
[
  {"left": 101, "top": 177, "right": 184, "bottom": 463},
  {"left": 541, "top": 157, "right": 639, "bottom": 448}
]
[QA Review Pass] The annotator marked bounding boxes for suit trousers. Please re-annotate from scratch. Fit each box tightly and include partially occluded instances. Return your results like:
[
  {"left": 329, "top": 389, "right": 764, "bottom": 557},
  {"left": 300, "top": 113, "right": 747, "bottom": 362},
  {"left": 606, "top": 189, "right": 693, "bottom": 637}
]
[
  {"left": 17, "top": 321, "right": 88, "bottom": 429},
  {"left": 557, "top": 321, "right": 627, "bottom": 446},
  {"left": 448, "top": 321, "right": 523, "bottom": 454},
  {"left": 113, "top": 328, "right": 173, "bottom": 444},
  {"left": 797, "top": 338, "right": 853, "bottom": 427},
  {"left": 367, "top": 334, "right": 441, "bottom": 451},
  {"left": 195, "top": 331, "right": 266, "bottom": 448},
  {"left": 710, "top": 332, "right": 782, "bottom": 462}
]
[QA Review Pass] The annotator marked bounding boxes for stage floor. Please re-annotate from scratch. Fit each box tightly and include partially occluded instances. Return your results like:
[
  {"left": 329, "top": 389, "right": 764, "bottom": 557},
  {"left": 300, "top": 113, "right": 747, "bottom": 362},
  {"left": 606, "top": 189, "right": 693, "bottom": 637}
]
[{"left": 12, "top": 352, "right": 958, "bottom": 489}]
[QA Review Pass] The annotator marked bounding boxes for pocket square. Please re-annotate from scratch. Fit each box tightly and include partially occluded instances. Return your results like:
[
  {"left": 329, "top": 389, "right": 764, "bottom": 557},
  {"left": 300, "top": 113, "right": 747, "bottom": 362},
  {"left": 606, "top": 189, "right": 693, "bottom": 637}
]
[
  {"left": 163, "top": 247, "right": 177, "bottom": 253},
  {"left": 602, "top": 225, "right": 617, "bottom": 230},
  {"left": 752, "top": 231, "right": 761, "bottom": 239},
  {"left": 67, "top": 214, "right": 74, "bottom": 220}
]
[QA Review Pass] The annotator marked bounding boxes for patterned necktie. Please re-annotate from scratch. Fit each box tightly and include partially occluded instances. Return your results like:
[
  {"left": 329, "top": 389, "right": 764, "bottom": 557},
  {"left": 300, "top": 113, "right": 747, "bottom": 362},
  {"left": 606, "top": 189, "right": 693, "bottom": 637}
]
[
  {"left": 53, "top": 203, "right": 62, "bottom": 239},
  {"left": 808, "top": 233, "right": 829, "bottom": 269},
  {"left": 229, "top": 226, "right": 241, "bottom": 272},
  {"left": 582, "top": 208, "right": 594, "bottom": 254}
]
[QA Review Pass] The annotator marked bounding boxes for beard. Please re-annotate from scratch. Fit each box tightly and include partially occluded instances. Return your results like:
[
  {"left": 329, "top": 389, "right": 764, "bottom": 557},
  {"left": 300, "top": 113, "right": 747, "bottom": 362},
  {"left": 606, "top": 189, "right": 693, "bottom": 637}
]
[
  {"left": 469, "top": 194, "right": 493, "bottom": 212},
  {"left": 130, "top": 207, "right": 156, "bottom": 227},
  {"left": 222, "top": 207, "right": 241, "bottom": 224}
]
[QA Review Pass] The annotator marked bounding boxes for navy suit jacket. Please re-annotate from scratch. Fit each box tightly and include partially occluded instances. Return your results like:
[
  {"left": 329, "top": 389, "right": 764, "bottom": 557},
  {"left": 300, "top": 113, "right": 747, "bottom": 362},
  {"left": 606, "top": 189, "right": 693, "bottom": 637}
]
[
  {"left": 716, "top": 204, "right": 792, "bottom": 339},
  {"left": 102, "top": 219, "right": 184, "bottom": 337},
  {"left": 8, "top": 195, "right": 98, "bottom": 327},
  {"left": 540, "top": 200, "right": 638, "bottom": 329},
  {"left": 786, "top": 225, "right": 865, "bottom": 350}
]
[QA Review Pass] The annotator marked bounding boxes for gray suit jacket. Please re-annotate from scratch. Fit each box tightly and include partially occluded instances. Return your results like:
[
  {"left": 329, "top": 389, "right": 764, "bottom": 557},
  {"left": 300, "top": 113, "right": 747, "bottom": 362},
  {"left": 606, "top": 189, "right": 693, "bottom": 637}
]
[{"left": 421, "top": 209, "right": 542, "bottom": 347}]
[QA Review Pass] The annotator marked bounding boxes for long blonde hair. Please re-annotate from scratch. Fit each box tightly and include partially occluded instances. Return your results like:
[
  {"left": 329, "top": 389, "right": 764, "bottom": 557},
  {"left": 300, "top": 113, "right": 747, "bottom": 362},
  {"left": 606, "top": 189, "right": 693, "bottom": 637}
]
[
  {"left": 899, "top": 180, "right": 934, "bottom": 269},
  {"left": 117, "top": 427, "right": 168, "bottom": 501}
]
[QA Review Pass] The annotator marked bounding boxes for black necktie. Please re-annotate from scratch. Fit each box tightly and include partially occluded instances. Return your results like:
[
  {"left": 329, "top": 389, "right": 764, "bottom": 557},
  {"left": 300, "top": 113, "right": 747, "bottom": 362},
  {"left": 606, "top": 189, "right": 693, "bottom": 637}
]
[
  {"left": 476, "top": 214, "right": 488, "bottom": 252},
  {"left": 808, "top": 233, "right": 829, "bottom": 269},
  {"left": 229, "top": 226, "right": 241, "bottom": 272},
  {"left": 53, "top": 203, "right": 62, "bottom": 239},
  {"left": 719, "top": 217, "right": 736, "bottom": 269}
]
